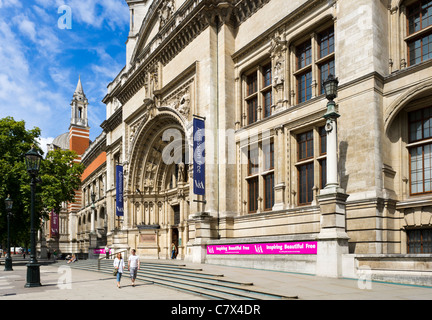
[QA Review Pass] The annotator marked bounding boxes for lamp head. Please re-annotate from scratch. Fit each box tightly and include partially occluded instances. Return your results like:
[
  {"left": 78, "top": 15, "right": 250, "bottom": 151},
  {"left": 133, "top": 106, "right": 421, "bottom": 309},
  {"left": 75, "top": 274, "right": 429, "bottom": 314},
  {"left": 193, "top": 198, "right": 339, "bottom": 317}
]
[
  {"left": 323, "top": 74, "right": 339, "bottom": 101},
  {"left": 25, "top": 145, "right": 42, "bottom": 176},
  {"left": 5, "top": 194, "right": 13, "bottom": 211}
]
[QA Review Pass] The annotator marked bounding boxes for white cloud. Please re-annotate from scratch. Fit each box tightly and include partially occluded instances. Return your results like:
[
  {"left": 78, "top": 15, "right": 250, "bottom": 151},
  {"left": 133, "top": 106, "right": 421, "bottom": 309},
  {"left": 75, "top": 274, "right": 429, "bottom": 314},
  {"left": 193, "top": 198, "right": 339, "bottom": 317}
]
[
  {"left": 67, "top": 0, "right": 129, "bottom": 30},
  {"left": 37, "top": 136, "right": 55, "bottom": 156},
  {"left": 0, "top": 0, "right": 128, "bottom": 143},
  {"left": 0, "top": 0, "right": 21, "bottom": 8},
  {"left": 16, "top": 15, "right": 37, "bottom": 41}
]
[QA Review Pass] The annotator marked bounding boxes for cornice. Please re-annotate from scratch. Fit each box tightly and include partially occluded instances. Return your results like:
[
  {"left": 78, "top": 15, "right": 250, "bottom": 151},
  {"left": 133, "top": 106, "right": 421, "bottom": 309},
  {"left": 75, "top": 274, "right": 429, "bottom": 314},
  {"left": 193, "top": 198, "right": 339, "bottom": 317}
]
[
  {"left": 81, "top": 132, "right": 107, "bottom": 167},
  {"left": 232, "top": 0, "right": 330, "bottom": 62},
  {"left": 105, "top": 0, "right": 275, "bottom": 107},
  {"left": 100, "top": 106, "right": 123, "bottom": 133}
]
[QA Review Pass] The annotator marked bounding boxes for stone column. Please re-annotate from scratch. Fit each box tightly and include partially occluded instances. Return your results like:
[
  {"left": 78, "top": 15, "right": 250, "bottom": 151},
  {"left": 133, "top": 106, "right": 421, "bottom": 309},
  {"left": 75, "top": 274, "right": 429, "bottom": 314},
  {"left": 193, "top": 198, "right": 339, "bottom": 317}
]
[
  {"left": 273, "top": 125, "right": 286, "bottom": 210},
  {"left": 316, "top": 99, "right": 350, "bottom": 278},
  {"left": 90, "top": 205, "right": 96, "bottom": 233}
]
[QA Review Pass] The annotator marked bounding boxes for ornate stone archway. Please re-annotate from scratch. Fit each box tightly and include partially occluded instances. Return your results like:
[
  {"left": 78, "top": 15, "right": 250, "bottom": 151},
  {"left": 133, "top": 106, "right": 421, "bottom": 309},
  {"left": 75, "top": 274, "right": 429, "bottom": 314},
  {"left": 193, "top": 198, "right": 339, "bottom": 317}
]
[{"left": 125, "top": 109, "right": 192, "bottom": 259}]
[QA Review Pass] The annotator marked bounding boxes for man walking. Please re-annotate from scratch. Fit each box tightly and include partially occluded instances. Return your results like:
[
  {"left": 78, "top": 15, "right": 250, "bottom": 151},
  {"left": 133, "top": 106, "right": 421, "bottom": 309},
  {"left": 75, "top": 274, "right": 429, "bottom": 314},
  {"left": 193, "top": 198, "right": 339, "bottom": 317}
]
[{"left": 128, "top": 249, "right": 140, "bottom": 287}]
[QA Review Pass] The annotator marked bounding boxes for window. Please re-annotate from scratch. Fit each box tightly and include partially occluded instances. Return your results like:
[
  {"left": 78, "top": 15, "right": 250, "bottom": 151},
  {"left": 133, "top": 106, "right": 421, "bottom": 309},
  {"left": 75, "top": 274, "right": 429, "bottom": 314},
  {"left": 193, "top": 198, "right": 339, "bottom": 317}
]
[
  {"left": 408, "top": 106, "right": 432, "bottom": 194},
  {"left": 407, "top": 228, "right": 432, "bottom": 253},
  {"left": 296, "top": 126, "right": 327, "bottom": 205},
  {"left": 263, "top": 140, "right": 274, "bottom": 210},
  {"left": 243, "top": 62, "right": 273, "bottom": 125},
  {"left": 296, "top": 40, "right": 312, "bottom": 103},
  {"left": 247, "top": 146, "right": 259, "bottom": 213},
  {"left": 298, "top": 162, "right": 314, "bottom": 204},
  {"left": 318, "top": 27, "right": 335, "bottom": 94},
  {"left": 319, "top": 126, "right": 327, "bottom": 189},
  {"left": 248, "top": 147, "right": 259, "bottom": 175},
  {"left": 264, "top": 173, "right": 274, "bottom": 210},
  {"left": 407, "top": 0, "right": 432, "bottom": 66},
  {"left": 298, "top": 130, "right": 314, "bottom": 160},
  {"left": 245, "top": 139, "right": 275, "bottom": 213},
  {"left": 293, "top": 25, "right": 335, "bottom": 103},
  {"left": 247, "top": 74, "right": 258, "bottom": 124},
  {"left": 248, "top": 177, "right": 259, "bottom": 213},
  {"left": 297, "top": 130, "right": 314, "bottom": 205}
]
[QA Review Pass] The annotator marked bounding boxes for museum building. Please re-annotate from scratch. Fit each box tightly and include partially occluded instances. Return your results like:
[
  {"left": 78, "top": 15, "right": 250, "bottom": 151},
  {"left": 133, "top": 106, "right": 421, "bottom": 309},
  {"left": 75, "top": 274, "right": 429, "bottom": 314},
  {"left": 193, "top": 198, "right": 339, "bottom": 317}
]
[{"left": 42, "top": 0, "right": 432, "bottom": 285}]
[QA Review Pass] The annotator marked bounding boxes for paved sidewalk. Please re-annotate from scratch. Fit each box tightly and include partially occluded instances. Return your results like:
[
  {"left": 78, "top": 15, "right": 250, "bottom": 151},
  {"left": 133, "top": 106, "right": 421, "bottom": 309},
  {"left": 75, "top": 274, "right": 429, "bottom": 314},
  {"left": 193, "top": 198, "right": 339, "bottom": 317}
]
[{"left": 1, "top": 259, "right": 432, "bottom": 300}]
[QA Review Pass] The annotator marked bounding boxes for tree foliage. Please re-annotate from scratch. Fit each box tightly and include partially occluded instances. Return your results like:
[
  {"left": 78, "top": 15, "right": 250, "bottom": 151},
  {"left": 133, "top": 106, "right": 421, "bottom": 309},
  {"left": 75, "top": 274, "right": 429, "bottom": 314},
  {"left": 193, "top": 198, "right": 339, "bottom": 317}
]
[{"left": 0, "top": 117, "right": 84, "bottom": 247}]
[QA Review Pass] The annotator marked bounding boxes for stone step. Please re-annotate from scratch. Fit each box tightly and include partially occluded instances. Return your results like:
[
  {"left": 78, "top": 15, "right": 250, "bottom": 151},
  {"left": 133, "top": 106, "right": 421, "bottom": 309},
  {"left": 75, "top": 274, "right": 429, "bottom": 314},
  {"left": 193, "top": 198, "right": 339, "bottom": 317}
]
[{"left": 66, "top": 260, "right": 296, "bottom": 300}]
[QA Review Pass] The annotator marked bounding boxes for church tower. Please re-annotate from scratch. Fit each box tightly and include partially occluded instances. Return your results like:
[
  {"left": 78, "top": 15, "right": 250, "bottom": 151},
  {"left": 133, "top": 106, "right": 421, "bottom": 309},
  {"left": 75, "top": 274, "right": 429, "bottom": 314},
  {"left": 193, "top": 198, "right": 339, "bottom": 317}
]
[{"left": 69, "top": 76, "right": 90, "bottom": 157}]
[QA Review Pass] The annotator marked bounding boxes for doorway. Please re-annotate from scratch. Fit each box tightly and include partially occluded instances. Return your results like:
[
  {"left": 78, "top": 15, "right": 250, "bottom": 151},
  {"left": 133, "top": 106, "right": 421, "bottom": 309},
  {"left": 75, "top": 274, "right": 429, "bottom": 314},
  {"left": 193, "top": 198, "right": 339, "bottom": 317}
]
[{"left": 171, "top": 227, "right": 179, "bottom": 259}]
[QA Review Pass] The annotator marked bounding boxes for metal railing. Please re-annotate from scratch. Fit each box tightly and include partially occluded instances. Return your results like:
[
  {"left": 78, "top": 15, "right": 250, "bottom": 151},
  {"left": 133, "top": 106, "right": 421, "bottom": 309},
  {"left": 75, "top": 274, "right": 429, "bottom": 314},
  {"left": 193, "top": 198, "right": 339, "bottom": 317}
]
[{"left": 97, "top": 249, "right": 128, "bottom": 271}]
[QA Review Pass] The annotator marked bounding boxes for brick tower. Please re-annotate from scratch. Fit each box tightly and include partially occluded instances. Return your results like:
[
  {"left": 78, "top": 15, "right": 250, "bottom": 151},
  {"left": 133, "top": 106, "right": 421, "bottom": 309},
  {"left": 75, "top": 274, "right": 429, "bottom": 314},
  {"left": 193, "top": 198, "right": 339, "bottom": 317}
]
[{"left": 68, "top": 76, "right": 90, "bottom": 213}]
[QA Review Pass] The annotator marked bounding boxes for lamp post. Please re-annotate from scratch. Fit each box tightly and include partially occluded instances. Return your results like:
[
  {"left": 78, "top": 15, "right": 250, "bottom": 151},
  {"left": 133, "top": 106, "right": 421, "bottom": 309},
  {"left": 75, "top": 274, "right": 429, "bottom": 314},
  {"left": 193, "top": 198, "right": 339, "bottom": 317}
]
[
  {"left": 24, "top": 145, "right": 42, "bottom": 288},
  {"left": 4, "top": 195, "right": 13, "bottom": 271},
  {"left": 322, "top": 74, "right": 340, "bottom": 190},
  {"left": 316, "top": 74, "right": 349, "bottom": 278},
  {"left": 90, "top": 191, "right": 96, "bottom": 233}
]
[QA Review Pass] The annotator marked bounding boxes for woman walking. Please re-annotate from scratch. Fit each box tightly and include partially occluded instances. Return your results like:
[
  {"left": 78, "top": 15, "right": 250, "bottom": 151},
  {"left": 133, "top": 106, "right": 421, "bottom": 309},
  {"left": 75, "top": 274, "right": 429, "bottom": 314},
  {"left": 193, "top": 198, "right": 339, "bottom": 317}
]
[{"left": 113, "top": 252, "right": 125, "bottom": 288}]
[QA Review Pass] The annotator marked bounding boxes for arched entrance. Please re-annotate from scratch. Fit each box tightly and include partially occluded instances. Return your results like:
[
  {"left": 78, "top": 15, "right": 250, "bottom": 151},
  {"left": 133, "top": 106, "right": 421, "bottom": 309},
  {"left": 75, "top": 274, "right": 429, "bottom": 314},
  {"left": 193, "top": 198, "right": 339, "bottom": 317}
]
[{"left": 126, "top": 111, "right": 191, "bottom": 259}]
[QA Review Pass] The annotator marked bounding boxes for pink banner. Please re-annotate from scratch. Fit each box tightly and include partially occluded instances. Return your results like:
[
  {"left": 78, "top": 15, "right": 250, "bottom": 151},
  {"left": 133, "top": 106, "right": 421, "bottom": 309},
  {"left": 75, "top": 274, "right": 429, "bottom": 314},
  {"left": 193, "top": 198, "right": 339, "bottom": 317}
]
[
  {"left": 93, "top": 249, "right": 111, "bottom": 254},
  {"left": 207, "top": 241, "right": 317, "bottom": 255}
]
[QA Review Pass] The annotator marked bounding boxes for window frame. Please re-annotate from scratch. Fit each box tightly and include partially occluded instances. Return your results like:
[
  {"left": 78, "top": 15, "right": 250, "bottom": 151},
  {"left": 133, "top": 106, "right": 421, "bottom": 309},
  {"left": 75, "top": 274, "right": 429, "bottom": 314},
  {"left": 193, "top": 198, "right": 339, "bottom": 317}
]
[
  {"left": 244, "top": 138, "right": 275, "bottom": 213},
  {"left": 407, "top": 228, "right": 432, "bottom": 253},
  {"left": 292, "top": 24, "right": 335, "bottom": 104},
  {"left": 295, "top": 126, "right": 327, "bottom": 206},
  {"left": 248, "top": 177, "right": 259, "bottom": 213},
  {"left": 263, "top": 139, "right": 275, "bottom": 211},
  {"left": 295, "top": 39, "right": 313, "bottom": 104},
  {"left": 406, "top": 0, "right": 432, "bottom": 66},
  {"left": 407, "top": 106, "right": 432, "bottom": 195},
  {"left": 242, "top": 61, "right": 273, "bottom": 126}
]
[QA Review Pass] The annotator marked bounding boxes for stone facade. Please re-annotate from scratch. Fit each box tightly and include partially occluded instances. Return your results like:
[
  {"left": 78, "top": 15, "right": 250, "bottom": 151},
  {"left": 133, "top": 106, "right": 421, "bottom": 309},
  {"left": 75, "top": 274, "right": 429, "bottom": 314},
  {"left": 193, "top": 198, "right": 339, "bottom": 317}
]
[{"left": 43, "top": 0, "right": 432, "bottom": 285}]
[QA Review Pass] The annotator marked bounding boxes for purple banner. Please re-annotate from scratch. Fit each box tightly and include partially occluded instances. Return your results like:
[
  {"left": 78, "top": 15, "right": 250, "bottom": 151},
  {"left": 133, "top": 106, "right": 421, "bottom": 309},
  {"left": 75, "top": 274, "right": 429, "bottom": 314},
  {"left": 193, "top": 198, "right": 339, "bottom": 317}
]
[
  {"left": 116, "top": 165, "right": 124, "bottom": 216},
  {"left": 50, "top": 210, "right": 59, "bottom": 237},
  {"left": 207, "top": 241, "right": 317, "bottom": 255}
]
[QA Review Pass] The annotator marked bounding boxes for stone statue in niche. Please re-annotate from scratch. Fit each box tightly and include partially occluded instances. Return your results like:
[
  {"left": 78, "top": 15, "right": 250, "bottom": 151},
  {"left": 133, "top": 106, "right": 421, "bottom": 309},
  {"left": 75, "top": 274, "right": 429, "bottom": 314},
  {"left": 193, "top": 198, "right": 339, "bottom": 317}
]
[
  {"left": 149, "top": 71, "right": 158, "bottom": 98},
  {"left": 178, "top": 162, "right": 185, "bottom": 182},
  {"left": 273, "top": 55, "right": 284, "bottom": 87},
  {"left": 270, "top": 32, "right": 286, "bottom": 87},
  {"left": 270, "top": 31, "right": 287, "bottom": 112}
]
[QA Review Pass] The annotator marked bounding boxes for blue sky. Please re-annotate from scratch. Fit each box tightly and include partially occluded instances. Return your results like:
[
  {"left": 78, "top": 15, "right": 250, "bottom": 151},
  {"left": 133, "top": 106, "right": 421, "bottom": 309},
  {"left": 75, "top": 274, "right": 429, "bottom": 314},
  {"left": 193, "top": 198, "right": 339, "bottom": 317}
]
[{"left": 0, "top": 0, "right": 130, "bottom": 154}]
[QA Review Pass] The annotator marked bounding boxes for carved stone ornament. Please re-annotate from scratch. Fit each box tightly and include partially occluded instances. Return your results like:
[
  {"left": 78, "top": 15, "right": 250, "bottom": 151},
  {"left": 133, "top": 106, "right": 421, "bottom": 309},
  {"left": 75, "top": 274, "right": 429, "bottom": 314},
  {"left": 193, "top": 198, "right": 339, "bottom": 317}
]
[
  {"left": 162, "top": 86, "right": 191, "bottom": 119},
  {"left": 159, "top": 0, "right": 175, "bottom": 29},
  {"left": 177, "top": 92, "right": 190, "bottom": 117},
  {"left": 325, "top": 119, "right": 334, "bottom": 133}
]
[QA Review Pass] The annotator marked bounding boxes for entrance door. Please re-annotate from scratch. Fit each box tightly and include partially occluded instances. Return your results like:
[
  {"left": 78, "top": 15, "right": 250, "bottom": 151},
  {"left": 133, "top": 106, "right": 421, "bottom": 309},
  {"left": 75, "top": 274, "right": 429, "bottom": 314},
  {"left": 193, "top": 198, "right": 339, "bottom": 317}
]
[{"left": 171, "top": 228, "right": 179, "bottom": 259}]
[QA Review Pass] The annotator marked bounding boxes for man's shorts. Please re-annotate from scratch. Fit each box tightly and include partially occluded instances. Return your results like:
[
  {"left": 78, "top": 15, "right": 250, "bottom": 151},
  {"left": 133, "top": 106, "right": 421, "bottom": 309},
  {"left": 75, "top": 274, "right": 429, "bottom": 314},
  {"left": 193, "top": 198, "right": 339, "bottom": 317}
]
[{"left": 130, "top": 267, "right": 138, "bottom": 279}]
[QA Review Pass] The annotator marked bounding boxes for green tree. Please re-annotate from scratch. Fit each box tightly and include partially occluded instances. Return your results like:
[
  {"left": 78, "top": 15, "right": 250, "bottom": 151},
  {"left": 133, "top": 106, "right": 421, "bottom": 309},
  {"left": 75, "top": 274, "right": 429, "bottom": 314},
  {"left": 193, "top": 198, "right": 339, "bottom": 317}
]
[
  {"left": 39, "top": 148, "right": 84, "bottom": 216},
  {"left": 0, "top": 117, "right": 40, "bottom": 248},
  {"left": 0, "top": 117, "right": 84, "bottom": 247}
]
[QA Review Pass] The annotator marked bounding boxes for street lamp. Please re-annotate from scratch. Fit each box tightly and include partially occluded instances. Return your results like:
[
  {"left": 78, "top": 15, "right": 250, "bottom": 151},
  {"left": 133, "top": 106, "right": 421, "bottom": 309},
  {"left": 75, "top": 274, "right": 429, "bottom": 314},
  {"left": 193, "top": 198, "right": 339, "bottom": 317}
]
[
  {"left": 24, "top": 145, "right": 42, "bottom": 288},
  {"left": 322, "top": 74, "right": 340, "bottom": 190},
  {"left": 4, "top": 195, "right": 13, "bottom": 271},
  {"left": 90, "top": 191, "right": 96, "bottom": 233},
  {"left": 323, "top": 74, "right": 339, "bottom": 101}
]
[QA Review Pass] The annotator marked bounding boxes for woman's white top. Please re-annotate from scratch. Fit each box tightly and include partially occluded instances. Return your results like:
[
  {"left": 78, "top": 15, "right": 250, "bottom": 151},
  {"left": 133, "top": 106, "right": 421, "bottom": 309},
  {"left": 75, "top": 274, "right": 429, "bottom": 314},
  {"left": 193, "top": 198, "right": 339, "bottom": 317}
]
[{"left": 113, "top": 258, "right": 125, "bottom": 273}]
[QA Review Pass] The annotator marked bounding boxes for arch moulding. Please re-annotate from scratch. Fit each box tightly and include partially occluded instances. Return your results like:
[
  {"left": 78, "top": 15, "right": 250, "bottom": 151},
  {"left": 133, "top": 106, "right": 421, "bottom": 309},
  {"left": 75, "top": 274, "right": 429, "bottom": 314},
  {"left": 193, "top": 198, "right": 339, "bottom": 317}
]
[{"left": 384, "top": 79, "right": 432, "bottom": 135}]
